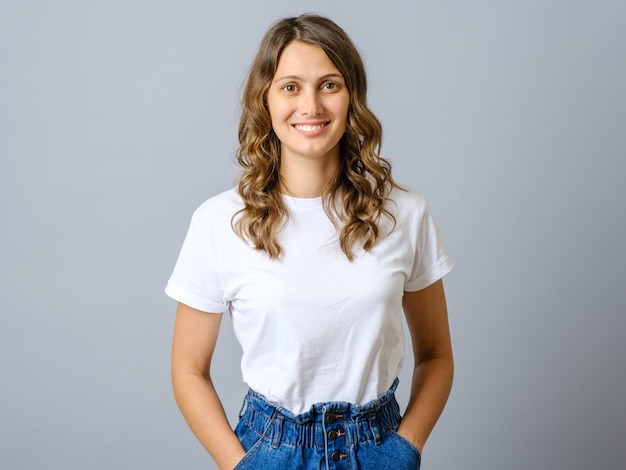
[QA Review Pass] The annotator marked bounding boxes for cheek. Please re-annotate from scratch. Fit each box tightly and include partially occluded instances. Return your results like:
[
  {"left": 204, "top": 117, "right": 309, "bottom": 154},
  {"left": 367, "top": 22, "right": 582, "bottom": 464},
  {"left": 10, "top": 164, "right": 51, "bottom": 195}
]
[
  {"left": 333, "top": 94, "right": 350, "bottom": 118},
  {"left": 268, "top": 102, "right": 290, "bottom": 125},
  {"left": 335, "top": 100, "right": 350, "bottom": 126},
  {"left": 266, "top": 94, "right": 280, "bottom": 119}
]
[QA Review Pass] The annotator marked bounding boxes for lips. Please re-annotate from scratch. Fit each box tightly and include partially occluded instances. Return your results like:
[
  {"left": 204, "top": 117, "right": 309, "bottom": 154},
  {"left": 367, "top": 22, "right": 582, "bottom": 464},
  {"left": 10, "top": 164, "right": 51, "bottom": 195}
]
[{"left": 293, "top": 122, "right": 329, "bottom": 132}]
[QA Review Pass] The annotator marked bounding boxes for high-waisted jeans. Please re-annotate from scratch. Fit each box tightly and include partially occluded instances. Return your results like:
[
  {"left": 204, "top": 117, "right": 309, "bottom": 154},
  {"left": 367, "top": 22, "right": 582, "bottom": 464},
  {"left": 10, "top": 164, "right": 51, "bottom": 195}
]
[{"left": 233, "top": 378, "right": 421, "bottom": 469}]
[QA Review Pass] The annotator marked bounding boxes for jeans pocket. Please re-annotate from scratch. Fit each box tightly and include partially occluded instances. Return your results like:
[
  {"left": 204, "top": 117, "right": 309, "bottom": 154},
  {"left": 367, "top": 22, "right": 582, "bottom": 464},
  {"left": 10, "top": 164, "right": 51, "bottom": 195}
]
[
  {"left": 232, "top": 437, "right": 265, "bottom": 470},
  {"left": 388, "top": 431, "right": 422, "bottom": 462}
]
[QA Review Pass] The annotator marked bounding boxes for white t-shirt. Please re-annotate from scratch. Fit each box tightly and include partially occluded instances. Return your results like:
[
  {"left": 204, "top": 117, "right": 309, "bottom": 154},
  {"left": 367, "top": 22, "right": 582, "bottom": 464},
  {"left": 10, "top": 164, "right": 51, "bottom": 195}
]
[{"left": 165, "top": 186, "right": 452, "bottom": 414}]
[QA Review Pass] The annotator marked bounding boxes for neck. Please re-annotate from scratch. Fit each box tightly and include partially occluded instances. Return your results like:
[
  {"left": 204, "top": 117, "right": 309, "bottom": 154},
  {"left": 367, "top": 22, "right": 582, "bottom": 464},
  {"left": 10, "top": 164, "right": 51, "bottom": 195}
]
[
  {"left": 280, "top": 177, "right": 329, "bottom": 198},
  {"left": 279, "top": 155, "right": 339, "bottom": 199}
]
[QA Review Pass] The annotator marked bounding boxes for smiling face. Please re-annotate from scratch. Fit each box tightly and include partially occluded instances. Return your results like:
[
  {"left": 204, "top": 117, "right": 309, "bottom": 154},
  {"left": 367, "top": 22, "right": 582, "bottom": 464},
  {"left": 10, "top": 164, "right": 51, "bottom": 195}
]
[{"left": 266, "top": 41, "right": 350, "bottom": 169}]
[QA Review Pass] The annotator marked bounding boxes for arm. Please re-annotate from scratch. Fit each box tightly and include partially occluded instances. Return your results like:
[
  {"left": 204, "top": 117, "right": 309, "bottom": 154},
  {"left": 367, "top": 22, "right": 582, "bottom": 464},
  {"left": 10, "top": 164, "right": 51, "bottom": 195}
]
[
  {"left": 171, "top": 302, "right": 246, "bottom": 470},
  {"left": 396, "top": 279, "right": 454, "bottom": 453}
]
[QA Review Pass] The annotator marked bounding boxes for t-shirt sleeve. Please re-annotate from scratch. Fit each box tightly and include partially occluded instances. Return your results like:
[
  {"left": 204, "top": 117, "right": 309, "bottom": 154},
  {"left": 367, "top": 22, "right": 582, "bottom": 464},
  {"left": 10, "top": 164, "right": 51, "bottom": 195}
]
[
  {"left": 404, "top": 201, "right": 453, "bottom": 292},
  {"left": 165, "top": 216, "right": 227, "bottom": 313}
]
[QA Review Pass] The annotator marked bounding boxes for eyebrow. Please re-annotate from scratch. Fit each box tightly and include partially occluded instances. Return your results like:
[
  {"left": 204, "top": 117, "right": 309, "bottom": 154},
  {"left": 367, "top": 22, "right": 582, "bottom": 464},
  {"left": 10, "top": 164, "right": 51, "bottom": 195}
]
[{"left": 273, "top": 73, "right": 344, "bottom": 82}]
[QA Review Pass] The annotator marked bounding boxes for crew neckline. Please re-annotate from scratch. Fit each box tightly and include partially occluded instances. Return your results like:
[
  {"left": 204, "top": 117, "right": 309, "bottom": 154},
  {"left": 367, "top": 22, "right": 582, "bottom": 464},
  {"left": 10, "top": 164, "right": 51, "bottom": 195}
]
[{"left": 282, "top": 194, "right": 324, "bottom": 211}]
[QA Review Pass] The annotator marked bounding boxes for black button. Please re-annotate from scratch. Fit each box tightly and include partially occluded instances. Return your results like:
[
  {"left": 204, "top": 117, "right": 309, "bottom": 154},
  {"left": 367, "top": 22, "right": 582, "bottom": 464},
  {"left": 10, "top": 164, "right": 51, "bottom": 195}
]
[
  {"left": 328, "top": 430, "right": 339, "bottom": 440},
  {"left": 326, "top": 414, "right": 337, "bottom": 424},
  {"left": 331, "top": 451, "right": 341, "bottom": 462}
]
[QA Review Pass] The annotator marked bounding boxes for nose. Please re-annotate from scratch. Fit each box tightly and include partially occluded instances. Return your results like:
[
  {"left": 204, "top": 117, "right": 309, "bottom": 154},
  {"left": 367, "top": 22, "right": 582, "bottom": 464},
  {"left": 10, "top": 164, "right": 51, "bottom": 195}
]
[{"left": 299, "top": 88, "right": 323, "bottom": 116}]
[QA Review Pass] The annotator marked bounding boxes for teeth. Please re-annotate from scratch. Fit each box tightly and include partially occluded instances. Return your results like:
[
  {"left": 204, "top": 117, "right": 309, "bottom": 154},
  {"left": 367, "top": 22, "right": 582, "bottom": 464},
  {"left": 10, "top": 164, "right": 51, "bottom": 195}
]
[{"left": 295, "top": 124, "right": 325, "bottom": 131}]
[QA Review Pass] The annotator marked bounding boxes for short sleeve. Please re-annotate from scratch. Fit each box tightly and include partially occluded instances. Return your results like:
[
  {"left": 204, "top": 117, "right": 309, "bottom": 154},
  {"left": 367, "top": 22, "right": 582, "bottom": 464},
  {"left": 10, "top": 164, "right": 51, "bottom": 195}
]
[
  {"left": 403, "top": 201, "right": 453, "bottom": 292},
  {"left": 165, "top": 217, "right": 227, "bottom": 313}
]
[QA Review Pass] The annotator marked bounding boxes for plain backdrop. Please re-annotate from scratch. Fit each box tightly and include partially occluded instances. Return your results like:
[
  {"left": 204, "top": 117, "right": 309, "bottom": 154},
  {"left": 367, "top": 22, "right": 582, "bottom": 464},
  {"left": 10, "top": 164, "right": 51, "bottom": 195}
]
[{"left": 1, "top": 1, "right": 625, "bottom": 469}]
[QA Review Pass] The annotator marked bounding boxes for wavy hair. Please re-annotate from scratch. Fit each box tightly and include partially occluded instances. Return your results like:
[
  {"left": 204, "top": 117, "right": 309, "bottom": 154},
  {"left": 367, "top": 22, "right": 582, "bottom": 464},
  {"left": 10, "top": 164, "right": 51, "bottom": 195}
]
[{"left": 233, "top": 14, "right": 398, "bottom": 260}]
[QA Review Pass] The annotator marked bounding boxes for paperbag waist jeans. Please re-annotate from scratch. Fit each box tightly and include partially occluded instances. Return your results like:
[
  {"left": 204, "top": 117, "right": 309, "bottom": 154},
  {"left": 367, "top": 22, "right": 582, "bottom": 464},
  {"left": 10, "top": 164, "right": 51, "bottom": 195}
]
[{"left": 233, "top": 378, "right": 421, "bottom": 469}]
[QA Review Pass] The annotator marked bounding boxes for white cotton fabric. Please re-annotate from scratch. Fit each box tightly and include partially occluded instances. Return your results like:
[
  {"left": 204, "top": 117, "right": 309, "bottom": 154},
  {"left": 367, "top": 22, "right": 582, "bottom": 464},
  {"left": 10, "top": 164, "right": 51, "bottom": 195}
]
[{"left": 165, "top": 186, "right": 453, "bottom": 414}]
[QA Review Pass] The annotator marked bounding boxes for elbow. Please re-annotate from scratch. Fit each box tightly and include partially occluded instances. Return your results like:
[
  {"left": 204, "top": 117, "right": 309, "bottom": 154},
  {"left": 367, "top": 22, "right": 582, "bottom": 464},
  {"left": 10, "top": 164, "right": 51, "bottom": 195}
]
[
  {"left": 414, "top": 347, "right": 454, "bottom": 385},
  {"left": 171, "top": 362, "right": 211, "bottom": 401}
]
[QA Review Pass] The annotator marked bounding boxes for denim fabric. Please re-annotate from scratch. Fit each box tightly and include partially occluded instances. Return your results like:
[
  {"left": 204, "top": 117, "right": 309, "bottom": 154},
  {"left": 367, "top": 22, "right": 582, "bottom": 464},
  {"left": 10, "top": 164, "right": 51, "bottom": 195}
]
[{"left": 233, "top": 379, "right": 421, "bottom": 469}]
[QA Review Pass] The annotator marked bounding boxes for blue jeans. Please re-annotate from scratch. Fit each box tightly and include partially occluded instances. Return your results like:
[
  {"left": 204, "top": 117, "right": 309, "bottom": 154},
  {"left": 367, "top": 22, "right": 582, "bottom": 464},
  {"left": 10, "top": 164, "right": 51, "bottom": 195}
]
[{"left": 233, "top": 378, "right": 421, "bottom": 469}]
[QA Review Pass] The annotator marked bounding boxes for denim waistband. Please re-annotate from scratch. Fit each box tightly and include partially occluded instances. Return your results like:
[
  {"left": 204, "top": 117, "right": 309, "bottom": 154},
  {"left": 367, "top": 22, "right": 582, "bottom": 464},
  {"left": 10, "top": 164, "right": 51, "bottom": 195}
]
[{"left": 237, "top": 378, "right": 402, "bottom": 449}]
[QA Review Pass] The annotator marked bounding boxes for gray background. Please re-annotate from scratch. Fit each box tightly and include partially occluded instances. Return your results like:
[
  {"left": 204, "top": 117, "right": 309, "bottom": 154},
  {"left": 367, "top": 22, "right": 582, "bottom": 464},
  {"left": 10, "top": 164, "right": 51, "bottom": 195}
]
[{"left": 1, "top": 1, "right": 624, "bottom": 469}]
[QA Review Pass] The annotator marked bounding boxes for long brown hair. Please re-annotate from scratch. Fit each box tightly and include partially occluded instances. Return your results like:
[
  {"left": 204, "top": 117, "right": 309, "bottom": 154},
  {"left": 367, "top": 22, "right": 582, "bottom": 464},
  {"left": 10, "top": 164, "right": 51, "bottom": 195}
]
[{"left": 233, "top": 14, "right": 398, "bottom": 260}]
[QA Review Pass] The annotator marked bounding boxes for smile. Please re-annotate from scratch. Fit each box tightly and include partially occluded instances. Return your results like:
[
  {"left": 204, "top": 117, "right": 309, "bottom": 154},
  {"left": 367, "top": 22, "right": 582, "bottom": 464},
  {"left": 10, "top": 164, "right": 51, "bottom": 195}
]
[{"left": 293, "top": 122, "right": 329, "bottom": 132}]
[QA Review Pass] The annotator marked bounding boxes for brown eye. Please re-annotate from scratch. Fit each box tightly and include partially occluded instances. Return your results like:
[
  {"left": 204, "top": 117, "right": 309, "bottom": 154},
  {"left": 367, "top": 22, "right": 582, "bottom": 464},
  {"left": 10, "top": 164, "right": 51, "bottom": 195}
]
[{"left": 282, "top": 84, "right": 297, "bottom": 93}]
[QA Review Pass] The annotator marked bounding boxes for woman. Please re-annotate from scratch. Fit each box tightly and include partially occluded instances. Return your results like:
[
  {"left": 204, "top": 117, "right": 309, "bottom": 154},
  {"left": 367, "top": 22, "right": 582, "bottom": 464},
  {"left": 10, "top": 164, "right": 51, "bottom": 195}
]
[{"left": 166, "top": 14, "right": 453, "bottom": 470}]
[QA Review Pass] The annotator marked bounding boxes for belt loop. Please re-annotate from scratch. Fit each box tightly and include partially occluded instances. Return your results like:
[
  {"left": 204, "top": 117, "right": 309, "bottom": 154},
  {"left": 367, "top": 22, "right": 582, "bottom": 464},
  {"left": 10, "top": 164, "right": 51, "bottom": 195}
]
[
  {"left": 369, "top": 416, "right": 382, "bottom": 445},
  {"left": 271, "top": 414, "right": 284, "bottom": 449},
  {"left": 238, "top": 397, "right": 248, "bottom": 419}
]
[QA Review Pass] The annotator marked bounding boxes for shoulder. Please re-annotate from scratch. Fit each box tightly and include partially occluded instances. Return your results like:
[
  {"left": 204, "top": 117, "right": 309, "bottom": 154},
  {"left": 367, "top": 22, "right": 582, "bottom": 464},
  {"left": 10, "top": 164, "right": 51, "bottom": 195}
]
[
  {"left": 192, "top": 187, "right": 242, "bottom": 217},
  {"left": 387, "top": 184, "right": 430, "bottom": 217},
  {"left": 190, "top": 187, "right": 243, "bottom": 230}
]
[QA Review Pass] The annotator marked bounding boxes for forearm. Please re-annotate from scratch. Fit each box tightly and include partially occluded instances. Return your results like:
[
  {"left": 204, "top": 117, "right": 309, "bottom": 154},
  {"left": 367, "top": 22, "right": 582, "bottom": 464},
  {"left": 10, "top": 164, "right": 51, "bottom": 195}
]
[
  {"left": 397, "top": 354, "right": 454, "bottom": 452},
  {"left": 172, "top": 371, "right": 245, "bottom": 470}
]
